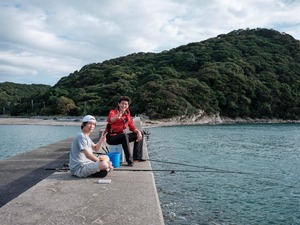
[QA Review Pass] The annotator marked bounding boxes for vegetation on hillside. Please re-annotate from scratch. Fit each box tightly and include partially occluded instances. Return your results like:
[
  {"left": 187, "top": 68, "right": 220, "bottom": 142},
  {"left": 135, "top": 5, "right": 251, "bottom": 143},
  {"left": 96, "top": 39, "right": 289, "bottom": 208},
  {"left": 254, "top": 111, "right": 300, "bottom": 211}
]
[
  {"left": 1, "top": 28, "right": 300, "bottom": 119},
  {"left": 0, "top": 82, "right": 50, "bottom": 116}
]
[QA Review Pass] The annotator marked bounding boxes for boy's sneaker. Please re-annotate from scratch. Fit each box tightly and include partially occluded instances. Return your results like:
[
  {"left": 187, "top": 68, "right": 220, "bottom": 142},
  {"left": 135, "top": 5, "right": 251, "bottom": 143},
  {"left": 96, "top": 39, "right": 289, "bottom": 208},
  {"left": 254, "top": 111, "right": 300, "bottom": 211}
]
[{"left": 91, "top": 170, "right": 108, "bottom": 178}]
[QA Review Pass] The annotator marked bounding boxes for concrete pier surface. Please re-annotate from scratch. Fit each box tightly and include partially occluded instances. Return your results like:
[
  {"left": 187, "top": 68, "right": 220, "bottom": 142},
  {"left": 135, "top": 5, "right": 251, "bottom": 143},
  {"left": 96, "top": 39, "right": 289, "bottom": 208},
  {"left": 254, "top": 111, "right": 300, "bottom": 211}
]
[
  {"left": 0, "top": 119, "right": 164, "bottom": 225},
  {"left": 0, "top": 138, "right": 73, "bottom": 207}
]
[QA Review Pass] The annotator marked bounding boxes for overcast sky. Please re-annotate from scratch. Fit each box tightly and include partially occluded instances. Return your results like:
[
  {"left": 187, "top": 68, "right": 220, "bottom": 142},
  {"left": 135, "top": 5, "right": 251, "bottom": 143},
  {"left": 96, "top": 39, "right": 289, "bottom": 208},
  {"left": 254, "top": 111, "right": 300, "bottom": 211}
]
[{"left": 1, "top": 0, "right": 299, "bottom": 86}]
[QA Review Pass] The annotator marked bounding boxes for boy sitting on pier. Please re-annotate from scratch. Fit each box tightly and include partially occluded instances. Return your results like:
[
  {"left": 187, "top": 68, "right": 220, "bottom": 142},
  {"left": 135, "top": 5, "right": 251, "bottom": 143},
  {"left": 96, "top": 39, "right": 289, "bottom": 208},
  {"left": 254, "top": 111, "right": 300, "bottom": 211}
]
[{"left": 69, "top": 115, "right": 113, "bottom": 178}]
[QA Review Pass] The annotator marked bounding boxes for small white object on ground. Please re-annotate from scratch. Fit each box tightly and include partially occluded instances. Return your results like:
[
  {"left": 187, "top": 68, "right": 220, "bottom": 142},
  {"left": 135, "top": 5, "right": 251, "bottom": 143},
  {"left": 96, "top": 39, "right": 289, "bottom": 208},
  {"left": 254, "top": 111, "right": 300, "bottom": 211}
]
[{"left": 98, "top": 179, "right": 112, "bottom": 184}]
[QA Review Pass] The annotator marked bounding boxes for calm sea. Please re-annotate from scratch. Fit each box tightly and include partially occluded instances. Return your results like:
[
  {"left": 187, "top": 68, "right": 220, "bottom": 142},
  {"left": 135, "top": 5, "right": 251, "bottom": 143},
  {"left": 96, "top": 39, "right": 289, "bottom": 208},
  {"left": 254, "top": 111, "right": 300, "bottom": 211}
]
[
  {"left": 147, "top": 123, "right": 300, "bottom": 225},
  {"left": 0, "top": 125, "right": 80, "bottom": 160},
  {"left": 1, "top": 123, "right": 299, "bottom": 224}
]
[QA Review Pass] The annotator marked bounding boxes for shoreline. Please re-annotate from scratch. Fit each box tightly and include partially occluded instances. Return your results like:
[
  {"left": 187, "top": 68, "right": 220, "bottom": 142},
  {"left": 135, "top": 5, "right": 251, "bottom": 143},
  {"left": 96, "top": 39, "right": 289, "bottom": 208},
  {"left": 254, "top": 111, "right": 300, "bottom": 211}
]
[
  {"left": 145, "top": 118, "right": 300, "bottom": 127},
  {"left": 0, "top": 117, "right": 83, "bottom": 126},
  {"left": 0, "top": 117, "right": 108, "bottom": 127},
  {"left": 0, "top": 117, "right": 299, "bottom": 127}
]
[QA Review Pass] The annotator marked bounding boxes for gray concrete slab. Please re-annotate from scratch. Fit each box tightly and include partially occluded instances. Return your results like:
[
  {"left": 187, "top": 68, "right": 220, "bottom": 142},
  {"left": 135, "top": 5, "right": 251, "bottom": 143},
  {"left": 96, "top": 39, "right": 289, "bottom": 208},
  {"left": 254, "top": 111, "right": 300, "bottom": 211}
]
[
  {"left": 0, "top": 164, "right": 164, "bottom": 225},
  {"left": 0, "top": 138, "right": 72, "bottom": 207}
]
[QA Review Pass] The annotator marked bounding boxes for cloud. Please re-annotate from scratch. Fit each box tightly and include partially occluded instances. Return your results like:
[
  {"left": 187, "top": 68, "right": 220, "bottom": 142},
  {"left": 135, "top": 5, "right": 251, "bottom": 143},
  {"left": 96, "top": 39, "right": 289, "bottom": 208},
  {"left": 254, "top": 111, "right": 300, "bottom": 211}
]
[{"left": 0, "top": 0, "right": 300, "bottom": 85}]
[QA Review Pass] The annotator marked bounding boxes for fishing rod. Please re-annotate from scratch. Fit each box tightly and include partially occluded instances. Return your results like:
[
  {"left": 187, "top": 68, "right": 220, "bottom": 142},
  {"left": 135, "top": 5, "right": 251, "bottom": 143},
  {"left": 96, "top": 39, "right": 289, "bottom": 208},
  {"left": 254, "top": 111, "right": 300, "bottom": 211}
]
[
  {"left": 113, "top": 168, "right": 248, "bottom": 174},
  {"left": 44, "top": 167, "right": 296, "bottom": 189},
  {"left": 44, "top": 164, "right": 250, "bottom": 174},
  {"left": 93, "top": 146, "right": 110, "bottom": 155},
  {"left": 145, "top": 159, "right": 253, "bottom": 175},
  {"left": 44, "top": 167, "right": 247, "bottom": 174},
  {"left": 44, "top": 158, "right": 252, "bottom": 175},
  {"left": 45, "top": 167, "right": 69, "bottom": 172}
]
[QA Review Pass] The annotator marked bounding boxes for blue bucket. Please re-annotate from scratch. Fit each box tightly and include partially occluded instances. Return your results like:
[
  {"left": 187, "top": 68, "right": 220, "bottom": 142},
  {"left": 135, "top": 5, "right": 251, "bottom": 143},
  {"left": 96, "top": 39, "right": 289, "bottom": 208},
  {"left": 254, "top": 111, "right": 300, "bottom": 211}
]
[{"left": 107, "top": 152, "right": 121, "bottom": 168}]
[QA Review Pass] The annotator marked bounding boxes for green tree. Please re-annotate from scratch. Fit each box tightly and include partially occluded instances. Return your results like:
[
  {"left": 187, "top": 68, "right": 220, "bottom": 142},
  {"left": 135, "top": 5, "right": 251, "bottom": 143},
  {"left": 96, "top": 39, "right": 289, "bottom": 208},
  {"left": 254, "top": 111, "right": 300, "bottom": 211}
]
[{"left": 55, "top": 96, "right": 76, "bottom": 115}]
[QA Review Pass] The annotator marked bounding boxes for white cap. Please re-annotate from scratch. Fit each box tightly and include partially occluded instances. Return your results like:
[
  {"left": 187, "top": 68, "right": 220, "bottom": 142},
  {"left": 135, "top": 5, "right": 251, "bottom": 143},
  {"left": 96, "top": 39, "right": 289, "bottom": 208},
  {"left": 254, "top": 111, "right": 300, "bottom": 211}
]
[{"left": 82, "top": 115, "right": 97, "bottom": 123}]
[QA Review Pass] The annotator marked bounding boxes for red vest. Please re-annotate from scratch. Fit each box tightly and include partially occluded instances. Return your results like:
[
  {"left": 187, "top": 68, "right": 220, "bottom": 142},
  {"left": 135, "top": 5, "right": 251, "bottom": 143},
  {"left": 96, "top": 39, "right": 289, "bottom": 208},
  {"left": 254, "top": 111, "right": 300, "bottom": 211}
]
[{"left": 106, "top": 108, "right": 136, "bottom": 134}]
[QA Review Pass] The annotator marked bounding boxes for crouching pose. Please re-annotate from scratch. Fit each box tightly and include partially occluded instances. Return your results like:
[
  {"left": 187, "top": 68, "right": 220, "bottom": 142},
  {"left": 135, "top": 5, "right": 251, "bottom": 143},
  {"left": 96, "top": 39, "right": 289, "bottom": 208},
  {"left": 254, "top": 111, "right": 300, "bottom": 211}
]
[
  {"left": 69, "top": 115, "right": 113, "bottom": 178},
  {"left": 106, "top": 96, "right": 144, "bottom": 166}
]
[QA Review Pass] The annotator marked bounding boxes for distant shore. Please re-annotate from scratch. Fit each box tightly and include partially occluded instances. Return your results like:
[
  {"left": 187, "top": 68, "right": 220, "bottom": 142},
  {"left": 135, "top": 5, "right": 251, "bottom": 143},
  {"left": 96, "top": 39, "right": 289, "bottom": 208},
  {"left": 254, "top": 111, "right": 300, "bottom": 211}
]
[
  {"left": 0, "top": 117, "right": 104, "bottom": 127},
  {"left": 0, "top": 116, "right": 299, "bottom": 128}
]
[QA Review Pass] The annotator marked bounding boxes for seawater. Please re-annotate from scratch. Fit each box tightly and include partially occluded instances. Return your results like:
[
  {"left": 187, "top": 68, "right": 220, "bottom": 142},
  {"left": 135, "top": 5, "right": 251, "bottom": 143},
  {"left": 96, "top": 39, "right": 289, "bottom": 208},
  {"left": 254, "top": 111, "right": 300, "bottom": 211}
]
[
  {"left": 1, "top": 123, "right": 299, "bottom": 224},
  {"left": 0, "top": 125, "right": 80, "bottom": 160},
  {"left": 147, "top": 123, "right": 300, "bottom": 225}
]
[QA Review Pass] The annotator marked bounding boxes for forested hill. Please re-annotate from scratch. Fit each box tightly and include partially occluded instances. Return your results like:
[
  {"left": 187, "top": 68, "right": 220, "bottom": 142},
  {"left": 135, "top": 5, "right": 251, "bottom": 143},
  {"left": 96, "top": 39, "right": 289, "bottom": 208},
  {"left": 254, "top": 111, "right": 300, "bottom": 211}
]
[
  {"left": 0, "top": 82, "right": 50, "bottom": 115},
  {"left": 2, "top": 28, "right": 300, "bottom": 119},
  {"left": 52, "top": 28, "right": 299, "bottom": 119}
]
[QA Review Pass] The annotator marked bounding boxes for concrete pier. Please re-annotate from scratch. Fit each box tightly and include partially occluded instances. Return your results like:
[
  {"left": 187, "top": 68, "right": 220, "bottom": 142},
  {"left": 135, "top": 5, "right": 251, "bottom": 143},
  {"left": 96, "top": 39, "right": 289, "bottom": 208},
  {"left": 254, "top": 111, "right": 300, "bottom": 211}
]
[{"left": 0, "top": 120, "right": 164, "bottom": 225}]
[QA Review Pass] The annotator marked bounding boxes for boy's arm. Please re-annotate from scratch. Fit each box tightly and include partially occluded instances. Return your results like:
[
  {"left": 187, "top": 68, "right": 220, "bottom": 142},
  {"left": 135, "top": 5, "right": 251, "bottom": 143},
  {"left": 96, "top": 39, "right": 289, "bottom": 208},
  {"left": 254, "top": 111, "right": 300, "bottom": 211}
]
[
  {"left": 92, "top": 131, "right": 107, "bottom": 151},
  {"left": 83, "top": 149, "right": 99, "bottom": 162}
]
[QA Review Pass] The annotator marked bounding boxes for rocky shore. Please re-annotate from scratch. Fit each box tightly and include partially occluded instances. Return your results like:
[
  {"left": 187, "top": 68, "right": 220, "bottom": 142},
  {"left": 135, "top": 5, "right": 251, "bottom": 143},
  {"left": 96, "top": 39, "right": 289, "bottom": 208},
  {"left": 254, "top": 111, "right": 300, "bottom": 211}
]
[{"left": 143, "top": 113, "right": 300, "bottom": 127}]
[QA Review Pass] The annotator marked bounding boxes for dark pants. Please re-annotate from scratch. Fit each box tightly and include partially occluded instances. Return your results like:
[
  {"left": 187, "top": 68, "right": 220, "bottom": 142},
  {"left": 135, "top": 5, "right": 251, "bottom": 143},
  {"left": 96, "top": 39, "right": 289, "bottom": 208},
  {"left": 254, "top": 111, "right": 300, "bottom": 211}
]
[{"left": 106, "top": 132, "right": 144, "bottom": 163}]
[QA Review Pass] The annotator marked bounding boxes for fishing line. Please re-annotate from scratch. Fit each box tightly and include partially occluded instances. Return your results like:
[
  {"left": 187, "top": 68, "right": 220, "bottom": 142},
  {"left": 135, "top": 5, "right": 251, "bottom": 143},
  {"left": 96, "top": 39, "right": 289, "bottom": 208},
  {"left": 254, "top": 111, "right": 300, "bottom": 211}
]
[
  {"left": 44, "top": 158, "right": 252, "bottom": 175},
  {"left": 44, "top": 159, "right": 252, "bottom": 175},
  {"left": 43, "top": 162, "right": 295, "bottom": 188},
  {"left": 113, "top": 168, "right": 247, "bottom": 174},
  {"left": 145, "top": 160, "right": 296, "bottom": 187},
  {"left": 44, "top": 164, "right": 244, "bottom": 174},
  {"left": 44, "top": 167, "right": 247, "bottom": 174},
  {"left": 44, "top": 165, "right": 287, "bottom": 186},
  {"left": 146, "top": 159, "right": 252, "bottom": 175},
  {"left": 45, "top": 168, "right": 69, "bottom": 172},
  {"left": 43, "top": 167, "right": 296, "bottom": 188}
]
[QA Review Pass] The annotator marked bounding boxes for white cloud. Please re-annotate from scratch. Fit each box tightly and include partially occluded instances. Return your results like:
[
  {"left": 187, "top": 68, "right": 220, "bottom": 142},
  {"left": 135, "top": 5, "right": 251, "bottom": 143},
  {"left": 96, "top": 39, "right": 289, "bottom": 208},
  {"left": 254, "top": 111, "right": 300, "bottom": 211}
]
[{"left": 0, "top": 0, "right": 300, "bottom": 85}]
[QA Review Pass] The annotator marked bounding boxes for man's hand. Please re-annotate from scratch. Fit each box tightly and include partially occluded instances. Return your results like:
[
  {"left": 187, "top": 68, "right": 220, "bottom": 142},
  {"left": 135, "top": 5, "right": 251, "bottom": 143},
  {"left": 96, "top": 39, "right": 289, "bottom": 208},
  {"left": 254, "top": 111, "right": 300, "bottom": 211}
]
[{"left": 136, "top": 130, "right": 143, "bottom": 142}]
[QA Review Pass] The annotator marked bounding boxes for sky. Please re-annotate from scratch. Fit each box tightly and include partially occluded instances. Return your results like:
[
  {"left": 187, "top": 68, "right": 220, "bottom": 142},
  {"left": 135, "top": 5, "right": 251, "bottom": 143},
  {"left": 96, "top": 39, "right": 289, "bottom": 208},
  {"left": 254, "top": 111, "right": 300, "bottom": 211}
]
[{"left": 1, "top": 0, "right": 300, "bottom": 86}]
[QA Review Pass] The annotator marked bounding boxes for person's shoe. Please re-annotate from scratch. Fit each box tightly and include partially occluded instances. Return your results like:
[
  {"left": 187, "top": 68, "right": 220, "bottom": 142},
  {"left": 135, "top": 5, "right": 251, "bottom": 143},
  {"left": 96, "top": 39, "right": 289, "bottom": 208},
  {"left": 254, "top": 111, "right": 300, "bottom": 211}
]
[
  {"left": 127, "top": 161, "right": 134, "bottom": 167},
  {"left": 91, "top": 170, "right": 108, "bottom": 178},
  {"left": 133, "top": 159, "right": 147, "bottom": 162}
]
